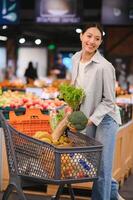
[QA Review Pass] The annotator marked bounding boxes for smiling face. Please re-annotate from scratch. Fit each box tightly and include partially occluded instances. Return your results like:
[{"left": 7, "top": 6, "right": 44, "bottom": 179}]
[{"left": 80, "top": 27, "right": 103, "bottom": 54}]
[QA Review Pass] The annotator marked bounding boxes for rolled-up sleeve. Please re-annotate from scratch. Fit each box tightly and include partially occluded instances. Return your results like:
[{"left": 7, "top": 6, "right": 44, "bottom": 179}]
[{"left": 89, "top": 64, "right": 116, "bottom": 126}]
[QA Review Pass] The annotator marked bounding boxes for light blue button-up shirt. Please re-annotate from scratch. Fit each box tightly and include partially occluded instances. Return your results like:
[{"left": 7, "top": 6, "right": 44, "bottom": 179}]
[{"left": 71, "top": 50, "right": 121, "bottom": 126}]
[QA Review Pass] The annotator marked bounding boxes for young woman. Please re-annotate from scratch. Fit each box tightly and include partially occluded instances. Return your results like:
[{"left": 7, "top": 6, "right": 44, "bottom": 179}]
[{"left": 71, "top": 23, "right": 124, "bottom": 200}]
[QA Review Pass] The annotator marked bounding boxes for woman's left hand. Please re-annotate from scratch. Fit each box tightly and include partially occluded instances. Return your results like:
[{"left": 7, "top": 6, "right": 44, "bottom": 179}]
[{"left": 88, "top": 119, "right": 93, "bottom": 126}]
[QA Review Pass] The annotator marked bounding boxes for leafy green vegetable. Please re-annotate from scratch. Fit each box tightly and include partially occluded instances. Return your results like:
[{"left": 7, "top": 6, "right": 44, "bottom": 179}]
[
  {"left": 59, "top": 83, "right": 85, "bottom": 111},
  {"left": 56, "top": 109, "right": 65, "bottom": 123},
  {"left": 50, "top": 109, "right": 65, "bottom": 130}
]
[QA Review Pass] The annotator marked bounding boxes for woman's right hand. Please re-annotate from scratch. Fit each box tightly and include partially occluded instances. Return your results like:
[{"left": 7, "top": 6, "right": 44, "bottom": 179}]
[{"left": 88, "top": 119, "right": 93, "bottom": 126}]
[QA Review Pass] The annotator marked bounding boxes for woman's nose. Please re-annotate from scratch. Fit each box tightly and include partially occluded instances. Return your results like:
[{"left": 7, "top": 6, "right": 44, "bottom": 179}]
[{"left": 89, "top": 37, "right": 95, "bottom": 43}]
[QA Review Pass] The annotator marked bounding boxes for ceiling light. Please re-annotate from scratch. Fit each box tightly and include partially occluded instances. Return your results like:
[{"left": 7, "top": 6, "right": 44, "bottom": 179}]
[
  {"left": 76, "top": 28, "right": 82, "bottom": 33},
  {"left": 2, "top": 25, "right": 7, "bottom": 29},
  {"left": 35, "top": 39, "right": 41, "bottom": 45},
  {"left": 113, "top": 8, "right": 121, "bottom": 16},
  {"left": 0, "top": 36, "right": 7, "bottom": 41},
  {"left": 19, "top": 38, "right": 26, "bottom": 44}
]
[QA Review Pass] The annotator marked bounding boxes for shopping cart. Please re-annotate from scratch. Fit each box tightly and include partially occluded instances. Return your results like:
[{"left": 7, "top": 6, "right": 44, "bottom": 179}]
[{"left": 0, "top": 110, "right": 103, "bottom": 200}]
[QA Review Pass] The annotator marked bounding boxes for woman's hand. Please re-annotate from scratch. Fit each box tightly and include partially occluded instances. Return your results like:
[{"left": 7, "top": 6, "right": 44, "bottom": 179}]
[
  {"left": 88, "top": 119, "right": 93, "bottom": 126},
  {"left": 67, "top": 123, "right": 77, "bottom": 133}
]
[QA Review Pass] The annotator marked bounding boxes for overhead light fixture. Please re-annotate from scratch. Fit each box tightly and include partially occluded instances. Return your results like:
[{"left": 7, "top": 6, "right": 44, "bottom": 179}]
[
  {"left": 0, "top": 35, "right": 7, "bottom": 41},
  {"left": 75, "top": 28, "right": 82, "bottom": 33},
  {"left": 35, "top": 39, "right": 41, "bottom": 45},
  {"left": 19, "top": 38, "right": 26, "bottom": 44},
  {"left": 113, "top": 8, "right": 121, "bottom": 16},
  {"left": 103, "top": 31, "right": 105, "bottom": 36},
  {"left": 2, "top": 25, "right": 7, "bottom": 29}
]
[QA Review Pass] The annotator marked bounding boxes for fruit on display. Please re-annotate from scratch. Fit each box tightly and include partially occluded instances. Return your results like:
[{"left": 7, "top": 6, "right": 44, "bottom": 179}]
[
  {"left": 34, "top": 79, "right": 48, "bottom": 87},
  {"left": 0, "top": 80, "right": 25, "bottom": 89},
  {"left": 51, "top": 79, "right": 71, "bottom": 89},
  {"left": 0, "top": 90, "right": 65, "bottom": 110},
  {"left": 43, "top": 86, "right": 59, "bottom": 96}
]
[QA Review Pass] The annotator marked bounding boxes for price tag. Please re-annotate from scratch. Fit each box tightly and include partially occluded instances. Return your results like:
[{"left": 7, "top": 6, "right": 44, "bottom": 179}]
[{"left": 26, "top": 87, "right": 43, "bottom": 98}]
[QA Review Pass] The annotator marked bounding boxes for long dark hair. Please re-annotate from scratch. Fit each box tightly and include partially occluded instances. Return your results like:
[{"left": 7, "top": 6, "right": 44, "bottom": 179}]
[{"left": 81, "top": 23, "right": 104, "bottom": 39}]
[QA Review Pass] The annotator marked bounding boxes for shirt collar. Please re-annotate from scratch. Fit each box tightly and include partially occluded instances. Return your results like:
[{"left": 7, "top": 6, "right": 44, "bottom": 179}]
[
  {"left": 79, "top": 50, "right": 101, "bottom": 64},
  {"left": 90, "top": 50, "right": 101, "bottom": 63}
]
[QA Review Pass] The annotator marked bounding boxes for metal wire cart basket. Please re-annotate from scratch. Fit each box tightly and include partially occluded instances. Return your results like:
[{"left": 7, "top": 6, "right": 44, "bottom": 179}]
[{"left": 0, "top": 110, "right": 103, "bottom": 200}]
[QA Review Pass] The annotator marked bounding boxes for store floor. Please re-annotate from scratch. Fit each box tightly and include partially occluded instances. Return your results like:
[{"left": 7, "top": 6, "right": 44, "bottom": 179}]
[
  {"left": 119, "top": 174, "right": 133, "bottom": 200},
  {"left": 0, "top": 192, "right": 90, "bottom": 200},
  {"left": 0, "top": 174, "right": 133, "bottom": 200}
]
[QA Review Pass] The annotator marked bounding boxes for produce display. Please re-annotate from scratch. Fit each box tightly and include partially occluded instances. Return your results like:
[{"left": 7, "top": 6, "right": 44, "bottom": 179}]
[
  {"left": 42, "top": 86, "right": 59, "bottom": 99},
  {"left": 0, "top": 90, "right": 65, "bottom": 110},
  {"left": 51, "top": 79, "right": 70, "bottom": 89},
  {"left": 0, "top": 79, "right": 25, "bottom": 89}
]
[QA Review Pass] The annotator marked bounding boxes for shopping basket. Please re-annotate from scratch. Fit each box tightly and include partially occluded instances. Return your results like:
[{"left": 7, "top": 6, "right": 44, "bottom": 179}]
[
  {"left": 0, "top": 110, "right": 103, "bottom": 200},
  {"left": 9, "top": 108, "right": 52, "bottom": 135}
]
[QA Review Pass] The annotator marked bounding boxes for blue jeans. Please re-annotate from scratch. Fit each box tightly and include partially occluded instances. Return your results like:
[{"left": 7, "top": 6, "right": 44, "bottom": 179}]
[{"left": 86, "top": 115, "right": 119, "bottom": 200}]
